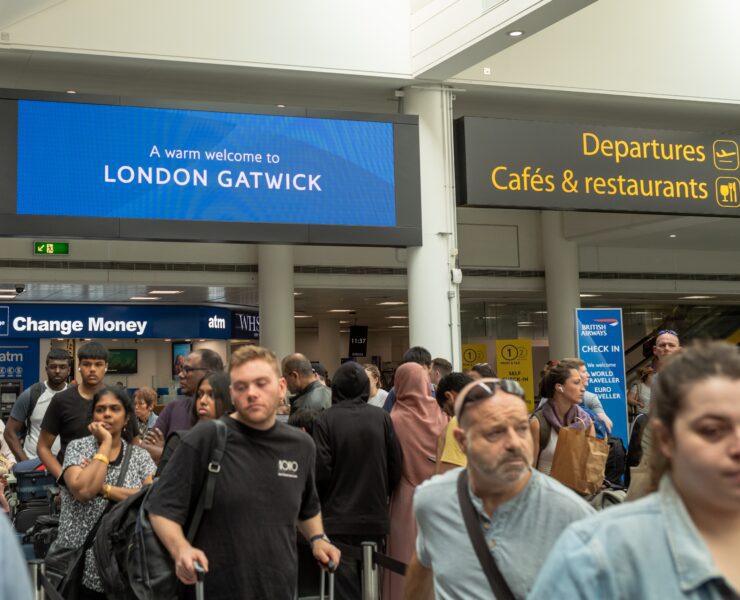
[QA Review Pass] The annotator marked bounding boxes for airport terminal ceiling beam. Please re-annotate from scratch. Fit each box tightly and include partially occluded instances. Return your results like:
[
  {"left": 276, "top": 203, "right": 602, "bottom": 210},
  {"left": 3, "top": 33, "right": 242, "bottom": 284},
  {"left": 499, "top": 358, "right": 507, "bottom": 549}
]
[
  {"left": 412, "top": 0, "right": 597, "bottom": 81},
  {"left": 563, "top": 214, "right": 725, "bottom": 245}
]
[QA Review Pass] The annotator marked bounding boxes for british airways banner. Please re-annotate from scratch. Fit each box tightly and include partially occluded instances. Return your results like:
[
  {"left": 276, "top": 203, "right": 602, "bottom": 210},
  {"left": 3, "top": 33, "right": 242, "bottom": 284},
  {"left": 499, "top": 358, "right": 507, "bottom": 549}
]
[{"left": 575, "top": 308, "right": 628, "bottom": 444}]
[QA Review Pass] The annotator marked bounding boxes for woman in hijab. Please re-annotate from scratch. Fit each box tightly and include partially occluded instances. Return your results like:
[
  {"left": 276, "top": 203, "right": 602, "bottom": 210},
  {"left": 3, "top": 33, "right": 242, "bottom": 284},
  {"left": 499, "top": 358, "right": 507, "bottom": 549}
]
[{"left": 384, "top": 362, "right": 448, "bottom": 600}]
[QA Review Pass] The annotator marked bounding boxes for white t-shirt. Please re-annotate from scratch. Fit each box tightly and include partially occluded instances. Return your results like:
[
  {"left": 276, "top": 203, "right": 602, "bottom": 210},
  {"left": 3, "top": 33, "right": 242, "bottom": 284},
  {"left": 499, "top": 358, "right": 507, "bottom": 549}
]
[
  {"left": 367, "top": 389, "right": 388, "bottom": 408},
  {"left": 16, "top": 382, "right": 66, "bottom": 458}
]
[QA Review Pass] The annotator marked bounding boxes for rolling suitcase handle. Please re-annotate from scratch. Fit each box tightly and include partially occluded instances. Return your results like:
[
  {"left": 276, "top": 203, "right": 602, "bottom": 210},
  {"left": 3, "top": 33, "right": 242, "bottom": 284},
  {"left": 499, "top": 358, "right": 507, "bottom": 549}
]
[
  {"left": 194, "top": 560, "right": 206, "bottom": 600},
  {"left": 319, "top": 561, "right": 336, "bottom": 600}
]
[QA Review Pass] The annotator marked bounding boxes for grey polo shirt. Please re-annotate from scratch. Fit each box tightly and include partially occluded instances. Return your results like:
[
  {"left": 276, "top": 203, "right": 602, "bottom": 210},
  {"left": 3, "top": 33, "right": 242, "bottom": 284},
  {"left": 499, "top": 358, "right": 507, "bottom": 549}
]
[{"left": 414, "top": 467, "right": 594, "bottom": 600}]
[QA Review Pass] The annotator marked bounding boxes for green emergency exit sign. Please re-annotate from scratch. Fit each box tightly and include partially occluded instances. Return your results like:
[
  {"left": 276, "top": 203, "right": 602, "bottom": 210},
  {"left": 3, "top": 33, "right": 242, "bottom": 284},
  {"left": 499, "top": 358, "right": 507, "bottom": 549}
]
[{"left": 34, "top": 241, "right": 69, "bottom": 255}]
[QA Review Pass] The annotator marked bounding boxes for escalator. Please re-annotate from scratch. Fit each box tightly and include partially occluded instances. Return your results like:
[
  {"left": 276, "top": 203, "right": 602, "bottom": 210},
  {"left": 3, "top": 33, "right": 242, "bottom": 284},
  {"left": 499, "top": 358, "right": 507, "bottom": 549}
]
[{"left": 624, "top": 305, "right": 740, "bottom": 381}]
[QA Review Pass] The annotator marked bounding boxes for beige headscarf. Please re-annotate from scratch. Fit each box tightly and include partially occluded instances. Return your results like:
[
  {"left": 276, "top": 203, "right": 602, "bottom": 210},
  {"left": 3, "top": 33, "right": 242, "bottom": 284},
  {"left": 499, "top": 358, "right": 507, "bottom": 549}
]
[{"left": 391, "top": 362, "right": 448, "bottom": 486}]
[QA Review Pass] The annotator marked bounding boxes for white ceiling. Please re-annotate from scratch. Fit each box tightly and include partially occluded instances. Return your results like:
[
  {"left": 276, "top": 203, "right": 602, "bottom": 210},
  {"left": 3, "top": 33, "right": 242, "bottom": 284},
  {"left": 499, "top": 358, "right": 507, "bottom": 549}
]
[{"left": 0, "top": 0, "right": 737, "bottom": 331}]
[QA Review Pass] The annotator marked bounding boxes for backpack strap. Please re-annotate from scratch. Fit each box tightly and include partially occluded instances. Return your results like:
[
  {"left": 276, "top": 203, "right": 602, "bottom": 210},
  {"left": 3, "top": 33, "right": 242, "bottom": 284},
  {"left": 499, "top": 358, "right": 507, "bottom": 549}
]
[
  {"left": 25, "top": 381, "right": 47, "bottom": 434},
  {"left": 186, "top": 418, "right": 228, "bottom": 541},
  {"left": 533, "top": 409, "right": 551, "bottom": 461},
  {"left": 457, "top": 469, "right": 515, "bottom": 600}
]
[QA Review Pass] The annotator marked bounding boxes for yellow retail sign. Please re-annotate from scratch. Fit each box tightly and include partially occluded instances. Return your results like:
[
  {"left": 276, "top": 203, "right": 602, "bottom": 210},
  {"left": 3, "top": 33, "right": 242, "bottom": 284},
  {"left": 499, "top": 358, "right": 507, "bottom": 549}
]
[
  {"left": 495, "top": 339, "right": 535, "bottom": 411},
  {"left": 462, "top": 344, "right": 488, "bottom": 373}
]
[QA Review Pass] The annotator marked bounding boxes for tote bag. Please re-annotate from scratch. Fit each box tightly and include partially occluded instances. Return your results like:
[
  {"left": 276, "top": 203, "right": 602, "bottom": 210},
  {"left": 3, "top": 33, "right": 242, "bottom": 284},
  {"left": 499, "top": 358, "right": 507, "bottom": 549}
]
[{"left": 549, "top": 426, "right": 608, "bottom": 495}]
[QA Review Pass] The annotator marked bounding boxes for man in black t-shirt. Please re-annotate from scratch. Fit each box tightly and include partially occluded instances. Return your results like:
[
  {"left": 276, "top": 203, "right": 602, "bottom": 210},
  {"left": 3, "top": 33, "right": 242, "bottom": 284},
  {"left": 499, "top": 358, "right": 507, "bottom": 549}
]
[
  {"left": 148, "top": 345, "right": 340, "bottom": 600},
  {"left": 38, "top": 341, "right": 139, "bottom": 479}
]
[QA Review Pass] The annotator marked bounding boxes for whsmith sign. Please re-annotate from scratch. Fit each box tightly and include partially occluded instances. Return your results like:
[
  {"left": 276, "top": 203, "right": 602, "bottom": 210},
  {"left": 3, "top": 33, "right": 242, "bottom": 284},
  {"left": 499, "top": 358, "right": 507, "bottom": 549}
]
[
  {"left": 455, "top": 117, "right": 740, "bottom": 216},
  {"left": 0, "top": 304, "right": 258, "bottom": 340}
]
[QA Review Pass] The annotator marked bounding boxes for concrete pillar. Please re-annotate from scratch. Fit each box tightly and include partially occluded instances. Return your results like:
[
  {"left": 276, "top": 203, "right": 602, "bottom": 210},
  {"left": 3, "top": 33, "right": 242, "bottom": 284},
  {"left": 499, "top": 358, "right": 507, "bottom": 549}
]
[
  {"left": 317, "top": 317, "right": 341, "bottom": 379},
  {"left": 541, "top": 211, "right": 580, "bottom": 358},
  {"left": 402, "top": 85, "right": 462, "bottom": 368},
  {"left": 258, "top": 244, "right": 295, "bottom": 361}
]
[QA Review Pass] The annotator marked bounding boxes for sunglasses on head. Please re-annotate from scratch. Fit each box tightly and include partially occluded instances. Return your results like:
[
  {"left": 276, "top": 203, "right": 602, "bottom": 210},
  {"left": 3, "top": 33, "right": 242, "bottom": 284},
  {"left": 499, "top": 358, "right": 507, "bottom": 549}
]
[
  {"left": 457, "top": 379, "right": 525, "bottom": 421},
  {"left": 656, "top": 329, "right": 678, "bottom": 338}
]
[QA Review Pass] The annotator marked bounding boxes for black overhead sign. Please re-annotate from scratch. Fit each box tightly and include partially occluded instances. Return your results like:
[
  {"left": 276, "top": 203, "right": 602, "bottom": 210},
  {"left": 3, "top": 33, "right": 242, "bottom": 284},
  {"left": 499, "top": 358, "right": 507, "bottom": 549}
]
[
  {"left": 455, "top": 117, "right": 740, "bottom": 216},
  {"left": 348, "top": 325, "right": 368, "bottom": 358}
]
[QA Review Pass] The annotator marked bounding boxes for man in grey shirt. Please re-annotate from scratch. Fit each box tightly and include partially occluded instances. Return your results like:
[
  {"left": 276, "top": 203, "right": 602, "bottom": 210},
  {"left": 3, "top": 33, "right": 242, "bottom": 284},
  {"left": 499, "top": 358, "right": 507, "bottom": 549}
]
[{"left": 405, "top": 378, "right": 594, "bottom": 600}]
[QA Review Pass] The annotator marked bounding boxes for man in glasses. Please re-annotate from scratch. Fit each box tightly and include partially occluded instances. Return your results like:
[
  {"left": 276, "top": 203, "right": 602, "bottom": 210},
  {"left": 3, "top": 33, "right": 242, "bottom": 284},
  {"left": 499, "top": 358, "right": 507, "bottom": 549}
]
[
  {"left": 142, "top": 349, "right": 224, "bottom": 459},
  {"left": 405, "top": 379, "right": 593, "bottom": 599}
]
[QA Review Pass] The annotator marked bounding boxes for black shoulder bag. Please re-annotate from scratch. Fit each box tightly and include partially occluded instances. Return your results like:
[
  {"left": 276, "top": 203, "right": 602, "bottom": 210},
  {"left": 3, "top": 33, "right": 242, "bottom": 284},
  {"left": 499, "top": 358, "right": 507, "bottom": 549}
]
[
  {"left": 457, "top": 469, "right": 516, "bottom": 600},
  {"left": 125, "top": 418, "right": 228, "bottom": 600},
  {"left": 45, "top": 442, "right": 134, "bottom": 599}
]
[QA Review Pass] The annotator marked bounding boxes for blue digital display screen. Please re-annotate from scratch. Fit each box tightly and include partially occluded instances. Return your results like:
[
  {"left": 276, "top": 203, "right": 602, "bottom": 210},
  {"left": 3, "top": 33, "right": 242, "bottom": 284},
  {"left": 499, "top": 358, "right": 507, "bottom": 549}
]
[{"left": 16, "top": 100, "right": 396, "bottom": 226}]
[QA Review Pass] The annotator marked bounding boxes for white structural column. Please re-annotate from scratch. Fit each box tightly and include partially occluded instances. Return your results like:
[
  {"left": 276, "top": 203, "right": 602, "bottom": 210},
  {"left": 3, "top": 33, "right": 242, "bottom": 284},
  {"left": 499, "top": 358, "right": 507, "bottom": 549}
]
[
  {"left": 403, "top": 85, "right": 462, "bottom": 368},
  {"left": 317, "top": 318, "right": 341, "bottom": 378},
  {"left": 258, "top": 244, "right": 295, "bottom": 361},
  {"left": 541, "top": 211, "right": 580, "bottom": 358}
]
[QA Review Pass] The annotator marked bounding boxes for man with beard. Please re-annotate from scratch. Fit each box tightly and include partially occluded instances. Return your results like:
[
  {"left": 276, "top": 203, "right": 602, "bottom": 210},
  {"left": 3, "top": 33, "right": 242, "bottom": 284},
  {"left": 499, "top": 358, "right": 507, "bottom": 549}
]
[{"left": 405, "top": 379, "right": 594, "bottom": 600}]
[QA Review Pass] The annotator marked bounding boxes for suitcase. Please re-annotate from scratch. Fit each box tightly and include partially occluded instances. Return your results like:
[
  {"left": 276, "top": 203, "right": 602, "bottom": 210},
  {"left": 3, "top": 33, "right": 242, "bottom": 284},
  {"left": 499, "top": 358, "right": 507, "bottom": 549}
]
[
  {"left": 13, "top": 463, "right": 56, "bottom": 503},
  {"left": 14, "top": 498, "right": 53, "bottom": 533}
]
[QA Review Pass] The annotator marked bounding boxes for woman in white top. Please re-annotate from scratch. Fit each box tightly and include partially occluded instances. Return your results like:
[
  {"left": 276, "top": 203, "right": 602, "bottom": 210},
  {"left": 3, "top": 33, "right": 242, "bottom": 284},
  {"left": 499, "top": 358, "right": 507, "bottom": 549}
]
[
  {"left": 364, "top": 364, "right": 388, "bottom": 408},
  {"left": 530, "top": 361, "right": 594, "bottom": 476}
]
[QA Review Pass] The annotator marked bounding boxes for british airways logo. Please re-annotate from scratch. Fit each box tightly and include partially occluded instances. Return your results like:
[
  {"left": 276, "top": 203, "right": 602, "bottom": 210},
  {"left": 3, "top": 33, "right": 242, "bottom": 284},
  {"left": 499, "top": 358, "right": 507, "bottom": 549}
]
[{"left": 594, "top": 318, "right": 619, "bottom": 327}]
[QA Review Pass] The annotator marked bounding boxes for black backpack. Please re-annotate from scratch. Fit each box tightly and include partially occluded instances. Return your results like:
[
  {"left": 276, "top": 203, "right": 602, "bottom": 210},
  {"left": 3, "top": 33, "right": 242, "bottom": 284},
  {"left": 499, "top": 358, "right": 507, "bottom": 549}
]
[
  {"left": 94, "top": 418, "right": 228, "bottom": 600},
  {"left": 604, "top": 435, "right": 627, "bottom": 486}
]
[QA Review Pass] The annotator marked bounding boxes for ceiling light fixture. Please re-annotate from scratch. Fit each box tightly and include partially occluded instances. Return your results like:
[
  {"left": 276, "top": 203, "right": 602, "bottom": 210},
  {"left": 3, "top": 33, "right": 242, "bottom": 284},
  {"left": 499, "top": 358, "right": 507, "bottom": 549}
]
[
  {"left": 0, "top": 289, "right": 18, "bottom": 293},
  {"left": 390, "top": 325, "right": 409, "bottom": 329},
  {"left": 149, "top": 290, "right": 183, "bottom": 295},
  {"left": 294, "top": 315, "right": 312, "bottom": 318},
  {"left": 66, "top": 90, "right": 77, "bottom": 94},
  {"left": 328, "top": 309, "right": 353, "bottom": 313},
  {"left": 579, "top": 293, "right": 601, "bottom": 298},
  {"left": 377, "top": 301, "right": 406, "bottom": 306},
  {"left": 130, "top": 296, "right": 161, "bottom": 300},
  {"left": 293, "top": 292, "right": 303, "bottom": 296},
  {"left": 508, "top": 30, "right": 524, "bottom": 37},
  {"left": 339, "top": 320, "right": 350, "bottom": 324},
  {"left": 0, "top": 294, "right": 17, "bottom": 299},
  {"left": 680, "top": 295, "right": 714, "bottom": 300},
  {"left": 276, "top": 104, "right": 286, "bottom": 108},
  {"left": 517, "top": 321, "right": 534, "bottom": 326},
  {"left": 669, "top": 234, "right": 677, "bottom": 238},
  {"left": 385, "top": 316, "right": 408, "bottom": 319}
]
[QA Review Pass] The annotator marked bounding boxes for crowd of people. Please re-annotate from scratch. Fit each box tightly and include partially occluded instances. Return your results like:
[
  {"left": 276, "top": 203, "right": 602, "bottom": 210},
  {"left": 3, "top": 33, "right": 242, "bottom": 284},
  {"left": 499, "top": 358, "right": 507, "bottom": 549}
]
[{"left": 0, "top": 329, "right": 738, "bottom": 599}]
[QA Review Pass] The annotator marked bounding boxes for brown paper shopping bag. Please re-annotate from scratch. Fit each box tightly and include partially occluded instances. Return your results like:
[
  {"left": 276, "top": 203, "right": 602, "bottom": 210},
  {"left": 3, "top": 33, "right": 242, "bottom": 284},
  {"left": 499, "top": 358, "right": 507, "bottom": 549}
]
[{"left": 549, "top": 426, "right": 608, "bottom": 495}]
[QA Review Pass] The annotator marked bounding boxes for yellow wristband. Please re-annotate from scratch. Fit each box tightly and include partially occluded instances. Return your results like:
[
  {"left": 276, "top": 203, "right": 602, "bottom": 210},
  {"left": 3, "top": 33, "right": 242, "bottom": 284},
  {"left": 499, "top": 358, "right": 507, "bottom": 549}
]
[{"left": 93, "top": 453, "right": 109, "bottom": 465}]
